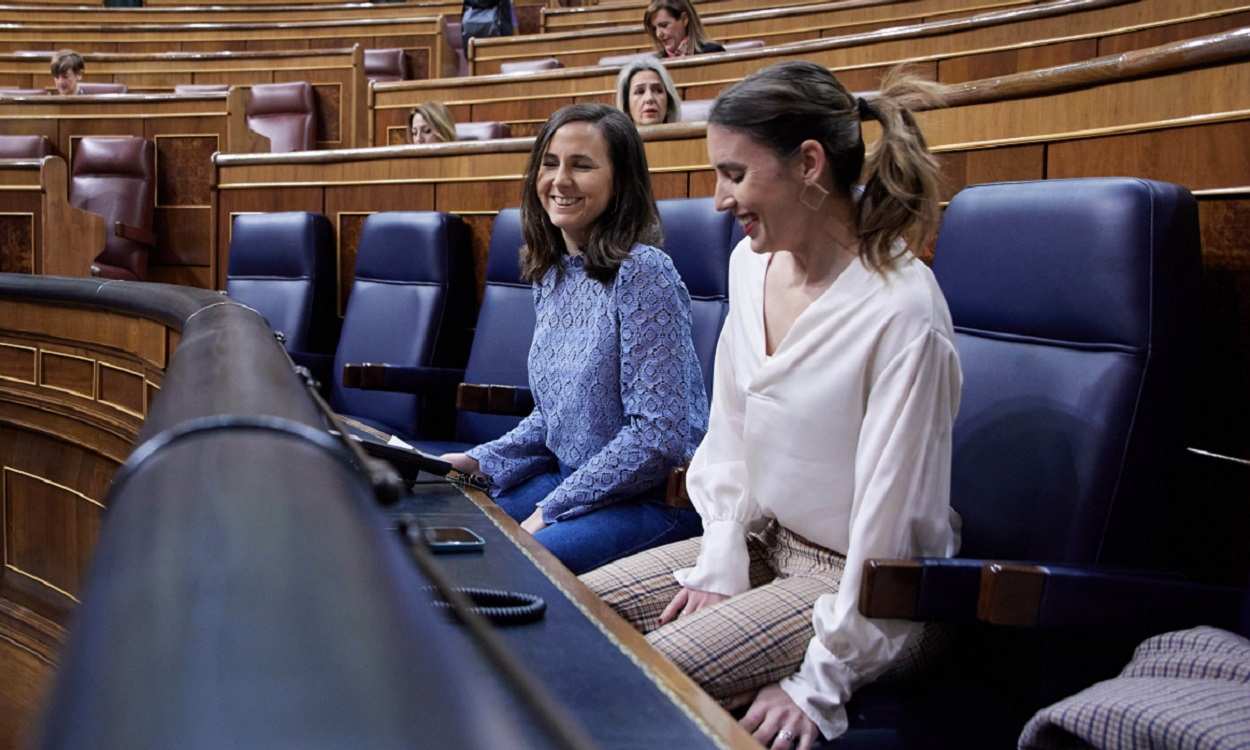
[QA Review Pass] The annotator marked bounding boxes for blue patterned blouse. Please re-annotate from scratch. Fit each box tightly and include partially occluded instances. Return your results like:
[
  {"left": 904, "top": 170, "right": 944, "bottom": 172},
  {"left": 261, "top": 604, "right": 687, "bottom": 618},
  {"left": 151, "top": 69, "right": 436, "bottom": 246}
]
[{"left": 467, "top": 244, "right": 709, "bottom": 524}]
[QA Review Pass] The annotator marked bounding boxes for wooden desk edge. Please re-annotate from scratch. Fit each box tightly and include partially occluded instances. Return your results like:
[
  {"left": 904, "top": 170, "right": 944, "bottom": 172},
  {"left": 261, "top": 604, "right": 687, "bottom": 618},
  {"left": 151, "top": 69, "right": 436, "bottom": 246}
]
[{"left": 459, "top": 485, "right": 762, "bottom": 750}]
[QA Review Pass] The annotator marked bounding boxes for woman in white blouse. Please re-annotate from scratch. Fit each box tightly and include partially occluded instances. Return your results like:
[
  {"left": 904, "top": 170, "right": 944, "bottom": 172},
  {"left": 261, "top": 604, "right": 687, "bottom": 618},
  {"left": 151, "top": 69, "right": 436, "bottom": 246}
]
[{"left": 582, "top": 61, "right": 963, "bottom": 748}]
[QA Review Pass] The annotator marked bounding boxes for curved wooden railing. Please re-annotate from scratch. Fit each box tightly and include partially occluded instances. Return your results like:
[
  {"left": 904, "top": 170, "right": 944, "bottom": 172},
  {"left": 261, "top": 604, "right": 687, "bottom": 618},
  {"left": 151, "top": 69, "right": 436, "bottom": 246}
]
[{"left": 0, "top": 275, "right": 225, "bottom": 747}]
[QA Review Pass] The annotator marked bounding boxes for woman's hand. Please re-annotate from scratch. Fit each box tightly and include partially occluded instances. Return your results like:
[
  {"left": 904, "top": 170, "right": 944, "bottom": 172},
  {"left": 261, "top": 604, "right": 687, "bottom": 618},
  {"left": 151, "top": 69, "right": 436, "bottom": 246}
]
[
  {"left": 658, "top": 586, "right": 729, "bottom": 625},
  {"left": 439, "top": 452, "right": 480, "bottom": 474},
  {"left": 520, "top": 508, "right": 547, "bottom": 534},
  {"left": 740, "top": 683, "right": 818, "bottom": 750}
]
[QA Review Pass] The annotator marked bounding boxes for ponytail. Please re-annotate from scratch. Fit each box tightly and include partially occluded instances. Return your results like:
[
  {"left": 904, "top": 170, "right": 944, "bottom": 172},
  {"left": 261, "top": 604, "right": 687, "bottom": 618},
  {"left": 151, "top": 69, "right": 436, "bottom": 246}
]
[{"left": 856, "top": 69, "right": 944, "bottom": 271}]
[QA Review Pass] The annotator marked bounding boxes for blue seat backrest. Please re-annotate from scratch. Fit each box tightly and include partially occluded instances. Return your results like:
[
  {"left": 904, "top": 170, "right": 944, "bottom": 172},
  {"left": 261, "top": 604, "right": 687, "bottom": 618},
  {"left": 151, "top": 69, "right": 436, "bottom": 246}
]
[
  {"left": 934, "top": 178, "right": 1199, "bottom": 567},
  {"left": 456, "top": 208, "right": 535, "bottom": 444},
  {"left": 332, "top": 212, "right": 474, "bottom": 439},
  {"left": 226, "top": 212, "right": 337, "bottom": 355},
  {"left": 657, "top": 197, "right": 740, "bottom": 400}
]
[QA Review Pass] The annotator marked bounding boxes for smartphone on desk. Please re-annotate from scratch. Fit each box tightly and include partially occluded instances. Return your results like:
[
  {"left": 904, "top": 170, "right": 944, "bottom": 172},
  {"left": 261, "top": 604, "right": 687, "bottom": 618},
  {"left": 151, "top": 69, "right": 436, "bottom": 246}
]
[{"left": 422, "top": 525, "right": 486, "bottom": 553}]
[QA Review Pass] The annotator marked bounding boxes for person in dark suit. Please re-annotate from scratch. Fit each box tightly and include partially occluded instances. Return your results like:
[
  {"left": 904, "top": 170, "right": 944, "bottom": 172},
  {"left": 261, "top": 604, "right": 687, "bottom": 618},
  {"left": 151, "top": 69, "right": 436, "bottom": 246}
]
[{"left": 643, "top": 0, "right": 725, "bottom": 58}]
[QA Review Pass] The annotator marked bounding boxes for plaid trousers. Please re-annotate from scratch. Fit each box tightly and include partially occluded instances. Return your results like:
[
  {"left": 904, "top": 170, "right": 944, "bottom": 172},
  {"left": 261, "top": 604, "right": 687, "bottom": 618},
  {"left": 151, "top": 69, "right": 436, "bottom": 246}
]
[{"left": 581, "top": 521, "right": 846, "bottom": 700}]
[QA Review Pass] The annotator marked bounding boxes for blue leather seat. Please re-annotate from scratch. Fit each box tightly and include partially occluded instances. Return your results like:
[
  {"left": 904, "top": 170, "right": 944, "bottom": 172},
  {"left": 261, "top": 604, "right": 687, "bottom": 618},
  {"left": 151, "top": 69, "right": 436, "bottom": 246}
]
[
  {"left": 227, "top": 212, "right": 338, "bottom": 360},
  {"left": 413, "top": 208, "right": 532, "bottom": 455},
  {"left": 837, "top": 178, "right": 1201, "bottom": 748},
  {"left": 656, "top": 197, "right": 742, "bottom": 399},
  {"left": 332, "top": 212, "right": 474, "bottom": 441}
]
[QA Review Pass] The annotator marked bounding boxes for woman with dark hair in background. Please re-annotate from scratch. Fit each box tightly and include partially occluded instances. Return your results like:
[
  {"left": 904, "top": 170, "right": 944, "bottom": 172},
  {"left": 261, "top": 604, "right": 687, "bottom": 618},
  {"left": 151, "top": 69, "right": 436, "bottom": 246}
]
[
  {"left": 584, "top": 62, "right": 962, "bottom": 747},
  {"left": 644, "top": 0, "right": 724, "bottom": 58},
  {"left": 441, "top": 104, "right": 708, "bottom": 574},
  {"left": 50, "top": 50, "right": 84, "bottom": 95},
  {"left": 615, "top": 57, "right": 683, "bottom": 126}
]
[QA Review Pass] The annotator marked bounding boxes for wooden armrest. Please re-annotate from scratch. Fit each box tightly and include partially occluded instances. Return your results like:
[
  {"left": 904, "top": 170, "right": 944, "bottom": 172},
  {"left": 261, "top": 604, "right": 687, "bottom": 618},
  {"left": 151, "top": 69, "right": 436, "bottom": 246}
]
[
  {"left": 665, "top": 465, "right": 691, "bottom": 509},
  {"left": 455, "top": 383, "right": 534, "bottom": 416},
  {"left": 978, "top": 562, "right": 1246, "bottom": 629},
  {"left": 341, "top": 363, "right": 465, "bottom": 393},
  {"left": 114, "top": 221, "right": 155, "bottom": 247},
  {"left": 859, "top": 557, "right": 986, "bottom": 622}
]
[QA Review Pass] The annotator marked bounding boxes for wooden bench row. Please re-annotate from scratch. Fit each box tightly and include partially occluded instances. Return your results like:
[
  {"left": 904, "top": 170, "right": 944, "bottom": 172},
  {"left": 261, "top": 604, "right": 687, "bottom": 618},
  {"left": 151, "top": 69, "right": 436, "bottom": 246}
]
[
  {"left": 540, "top": 0, "right": 829, "bottom": 32},
  {"left": 375, "top": 0, "right": 1248, "bottom": 137},
  {"left": 0, "top": 15, "right": 459, "bottom": 80},
  {"left": 2, "top": 0, "right": 553, "bottom": 35},
  {"left": 472, "top": 0, "right": 1044, "bottom": 74}
]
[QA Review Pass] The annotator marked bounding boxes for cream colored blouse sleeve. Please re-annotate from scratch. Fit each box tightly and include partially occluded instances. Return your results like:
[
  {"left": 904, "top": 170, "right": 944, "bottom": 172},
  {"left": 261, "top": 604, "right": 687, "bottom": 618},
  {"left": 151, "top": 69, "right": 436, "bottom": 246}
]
[
  {"left": 780, "top": 327, "right": 963, "bottom": 740},
  {"left": 672, "top": 254, "right": 763, "bottom": 597}
]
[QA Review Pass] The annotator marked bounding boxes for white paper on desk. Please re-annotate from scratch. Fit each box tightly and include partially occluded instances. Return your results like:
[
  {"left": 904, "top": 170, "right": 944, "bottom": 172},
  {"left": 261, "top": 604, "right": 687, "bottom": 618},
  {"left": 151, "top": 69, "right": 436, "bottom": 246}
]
[{"left": 387, "top": 434, "right": 415, "bottom": 450}]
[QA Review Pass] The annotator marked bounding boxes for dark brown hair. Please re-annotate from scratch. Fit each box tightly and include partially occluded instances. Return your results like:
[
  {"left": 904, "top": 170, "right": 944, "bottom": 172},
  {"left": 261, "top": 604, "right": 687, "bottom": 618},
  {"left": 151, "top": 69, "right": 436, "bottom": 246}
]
[
  {"left": 50, "top": 49, "right": 84, "bottom": 77},
  {"left": 709, "top": 61, "right": 943, "bottom": 272},
  {"left": 643, "top": 0, "right": 711, "bottom": 57},
  {"left": 519, "top": 103, "right": 662, "bottom": 285}
]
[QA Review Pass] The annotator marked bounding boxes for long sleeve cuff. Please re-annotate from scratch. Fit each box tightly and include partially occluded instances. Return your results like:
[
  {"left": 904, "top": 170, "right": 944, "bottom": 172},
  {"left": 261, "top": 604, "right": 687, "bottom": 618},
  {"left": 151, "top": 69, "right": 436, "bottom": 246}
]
[
  {"left": 779, "top": 638, "right": 857, "bottom": 740},
  {"left": 673, "top": 519, "right": 751, "bottom": 596}
]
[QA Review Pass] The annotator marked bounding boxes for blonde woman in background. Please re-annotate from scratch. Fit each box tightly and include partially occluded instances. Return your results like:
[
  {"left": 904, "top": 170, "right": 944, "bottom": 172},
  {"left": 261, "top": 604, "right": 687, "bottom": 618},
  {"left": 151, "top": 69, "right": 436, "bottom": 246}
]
[
  {"left": 409, "top": 102, "right": 457, "bottom": 144},
  {"left": 615, "top": 58, "right": 682, "bottom": 126}
]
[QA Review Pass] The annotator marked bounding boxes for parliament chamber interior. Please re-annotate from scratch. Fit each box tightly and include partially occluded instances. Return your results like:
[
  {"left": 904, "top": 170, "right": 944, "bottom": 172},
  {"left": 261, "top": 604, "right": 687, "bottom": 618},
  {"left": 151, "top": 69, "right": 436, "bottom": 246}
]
[{"left": 0, "top": 0, "right": 1248, "bottom": 746}]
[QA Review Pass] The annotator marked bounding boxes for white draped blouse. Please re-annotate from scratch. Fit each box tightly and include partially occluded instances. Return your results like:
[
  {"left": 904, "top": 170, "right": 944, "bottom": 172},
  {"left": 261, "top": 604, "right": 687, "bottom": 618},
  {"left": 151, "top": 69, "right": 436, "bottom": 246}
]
[{"left": 674, "top": 238, "right": 963, "bottom": 739}]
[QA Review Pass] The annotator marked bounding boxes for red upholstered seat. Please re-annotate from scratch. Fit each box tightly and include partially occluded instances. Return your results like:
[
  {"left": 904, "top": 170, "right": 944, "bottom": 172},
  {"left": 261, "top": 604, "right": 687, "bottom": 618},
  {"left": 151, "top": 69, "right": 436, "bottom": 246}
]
[
  {"left": 499, "top": 57, "right": 563, "bottom": 74},
  {"left": 364, "top": 48, "right": 412, "bottom": 82},
  {"left": 69, "top": 136, "right": 156, "bottom": 281},
  {"left": 245, "top": 82, "right": 316, "bottom": 153},
  {"left": 445, "top": 21, "right": 469, "bottom": 77},
  {"left": 174, "top": 84, "right": 229, "bottom": 95},
  {"left": 454, "top": 122, "right": 511, "bottom": 141},
  {"left": 76, "top": 82, "right": 128, "bottom": 94},
  {"left": 0, "top": 135, "right": 53, "bottom": 158}
]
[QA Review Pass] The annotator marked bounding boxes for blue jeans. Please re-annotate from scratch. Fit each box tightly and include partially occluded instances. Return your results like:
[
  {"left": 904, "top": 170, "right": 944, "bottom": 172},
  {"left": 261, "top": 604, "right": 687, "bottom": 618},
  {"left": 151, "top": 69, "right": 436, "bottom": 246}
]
[{"left": 494, "top": 467, "right": 702, "bottom": 575}]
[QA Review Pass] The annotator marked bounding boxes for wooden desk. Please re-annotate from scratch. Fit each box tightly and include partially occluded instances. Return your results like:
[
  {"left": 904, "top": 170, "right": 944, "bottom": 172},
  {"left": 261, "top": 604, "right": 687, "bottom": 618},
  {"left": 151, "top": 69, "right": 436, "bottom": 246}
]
[{"left": 394, "top": 480, "right": 759, "bottom": 749}]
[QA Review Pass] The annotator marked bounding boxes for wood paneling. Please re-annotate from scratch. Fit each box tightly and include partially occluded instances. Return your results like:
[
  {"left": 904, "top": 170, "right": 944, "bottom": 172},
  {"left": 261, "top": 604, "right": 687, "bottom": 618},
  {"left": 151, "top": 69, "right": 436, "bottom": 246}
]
[
  {"left": 1046, "top": 120, "right": 1250, "bottom": 190},
  {"left": 0, "top": 345, "right": 35, "bottom": 386},
  {"left": 0, "top": 214, "right": 33, "bottom": 275},
  {"left": 39, "top": 353, "right": 93, "bottom": 402},
  {"left": 326, "top": 183, "right": 435, "bottom": 313},
  {"left": 2, "top": 467, "right": 103, "bottom": 606},
  {"left": 936, "top": 144, "right": 1046, "bottom": 201}
]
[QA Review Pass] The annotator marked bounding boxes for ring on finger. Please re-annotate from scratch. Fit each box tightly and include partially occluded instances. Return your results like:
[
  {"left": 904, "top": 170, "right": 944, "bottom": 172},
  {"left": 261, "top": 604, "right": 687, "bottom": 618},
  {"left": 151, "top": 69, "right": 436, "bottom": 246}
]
[{"left": 777, "top": 728, "right": 796, "bottom": 743}]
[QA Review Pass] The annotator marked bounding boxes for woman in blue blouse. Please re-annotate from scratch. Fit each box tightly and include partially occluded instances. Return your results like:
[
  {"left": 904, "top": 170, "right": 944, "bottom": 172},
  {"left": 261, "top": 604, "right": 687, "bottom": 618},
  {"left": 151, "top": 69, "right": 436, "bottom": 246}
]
[{"left": 442, "top": 104, "right": 708, "bottom": 574}]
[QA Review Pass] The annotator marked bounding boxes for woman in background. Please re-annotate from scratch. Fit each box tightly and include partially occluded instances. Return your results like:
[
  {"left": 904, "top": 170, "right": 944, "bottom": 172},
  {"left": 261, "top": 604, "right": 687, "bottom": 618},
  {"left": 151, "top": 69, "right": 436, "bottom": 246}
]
[
  {"left": 644, "top": 0, "right": 725, "bottom": 58},
  {"left": 409, "top": 102, "right": 457, "bottom": 144},
  {"left": 583, "top": 62, "right": 962, "bottom": 748},
  {"left": 441, "top": 104, "right": 708, "bottom": 575},
  {"left": 615, "top": 57, "right": 682, "bottom": 126}
]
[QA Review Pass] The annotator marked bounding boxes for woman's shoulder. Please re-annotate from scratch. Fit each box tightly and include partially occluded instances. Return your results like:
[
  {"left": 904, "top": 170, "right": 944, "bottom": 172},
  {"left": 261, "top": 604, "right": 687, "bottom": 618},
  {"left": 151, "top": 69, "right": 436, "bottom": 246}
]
[
  {"left": 617, "top": 243, "right": 681, "bottom": 282},
  {"left": 868, "top": 254, "right": 955, "bottom": 339}
]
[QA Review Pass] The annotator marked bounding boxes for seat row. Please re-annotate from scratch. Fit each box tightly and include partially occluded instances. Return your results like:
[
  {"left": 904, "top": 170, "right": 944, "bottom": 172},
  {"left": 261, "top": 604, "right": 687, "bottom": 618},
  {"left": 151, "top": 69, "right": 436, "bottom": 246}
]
[
  {"left": 224, "top": 177, "right": 1231, "bottom": 745},
  {"left": 225, "top": 196, "right": 741, "bottom": 453}
]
